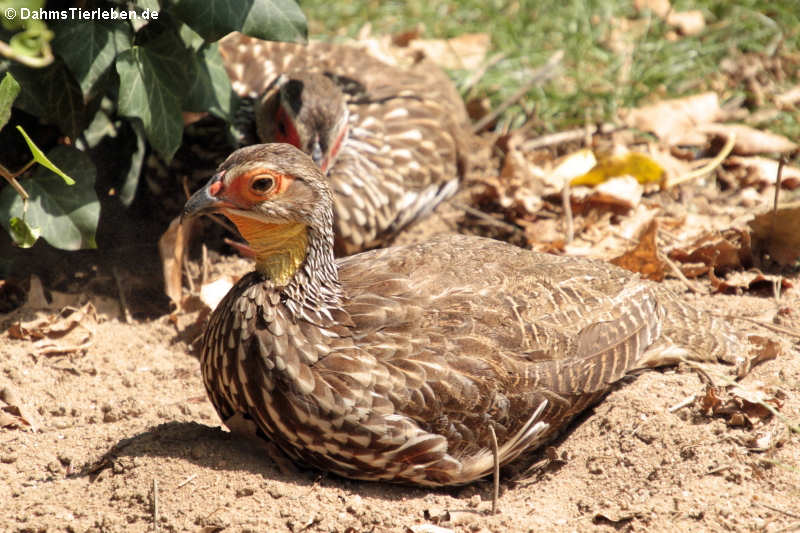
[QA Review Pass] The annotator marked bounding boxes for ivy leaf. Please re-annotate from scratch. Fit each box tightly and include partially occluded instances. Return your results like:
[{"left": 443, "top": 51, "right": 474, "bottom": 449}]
[
  {"left": 118, "top": 119, "right": 146, "bottom": 207},
  {"left": 184, "top": 42, "right": 234, "bottom": 119},
  {"left": 9, "top": 60, "right": 89, "bottom": 139},
  {"left": 0, "top": 145, "right": 99, "bottom": 250},
  {"left": 0, "top": 71, "right": 20, "bottom": 131},
  {"left": 116, "top": 45, "right": 183, "bottom": 161},
  {"left": 167, "top": 0, "right": 307, "bottom": 43},
  {"left": 17, "top": 126, "right": 75, "bottom": 184},
  {"left": 8, "top": 217, "right": 40, "bottom": 248},
  {"left": 52, "top": 20, "right": 132, "bottom": 97}
]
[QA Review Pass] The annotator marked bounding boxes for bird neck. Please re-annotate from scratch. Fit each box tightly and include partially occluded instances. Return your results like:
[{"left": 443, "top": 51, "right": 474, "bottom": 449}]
[
  {"left": 226, "top": 212, "right": 342, "bottom": 308},
  {"left": 226, "top": 215, "right": 309, "bottom": 286}
]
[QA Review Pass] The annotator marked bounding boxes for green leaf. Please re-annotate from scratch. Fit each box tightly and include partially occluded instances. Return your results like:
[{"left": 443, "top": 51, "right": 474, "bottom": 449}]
[
  {"left": 119, "top": 120, "right": 146, "bottom": 207},
  {"left": 115, "top": 45, "right": 183, "bottom": 161},
  {"left": 0, "top": 71, "right": 20, "bottom": 131},
  {"left": 0, "top": 145, "right": 99, "bottom": 250},
  {"left": 52, "top": 20, "right": 132, "bottom": 97},
  {"left": 17, "top": 125, "right": 75, "bottom": 185},
  {"left": 184, "top": 42, "right": 234, "bottom": 119},
  {"left": 9, "top": 60, "right": 89, "bottom": 139},
  {"left": 167, "top": 0, "right": 307, "bottom": 43},
  {"left": 0, "top": 1, "right": 45, "bottom": 31},
  {"left": 8, "top": 216, "right": 40, "bottom": 248}
]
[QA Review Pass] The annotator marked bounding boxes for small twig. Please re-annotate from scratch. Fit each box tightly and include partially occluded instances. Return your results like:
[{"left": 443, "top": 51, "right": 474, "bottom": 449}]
[
  {"left": 562, "top": 180, "right": 574, "bottom": 244},
  {"left": 472, "top": 50, "right": 564, "bottom": 133},
  {"left": 730, "top": 316, "right": 800, "bottom": 339},
  {"left": 488, "top": 425, "right": 500, "bottom": 516},
  {"left": 0, "top": 160, "right": 35, "bottom": 200},
  {"left": 771, "top": 155, "right": 786, "bottom": 236},
  {"left": 182, "top": 254, "right": 195, "bottom": 294},
  {"left": 705, "top": 464, "right": 732, "bottom": 475},
  {"left": 208, "top": 213, "right": 238, "bottom": 235},
  {"left": 152, "top": 479, "right": 159, "bottom": 532},
  {"left": 522, "top": 124, "right": 617, "bottom": 151},
  {"left": 665, "top": 132, "right": 736, "bottom": 188},
  {"left": 462, "top": 52, "right": 506, "bottom": 97},
  {"left": 453, "top": 202, "right": 521, "bottom": 234},
  {"left": 0, "top": 39, "right": 54, "bottom": 68},
  {"left": 181, "top": 175, "right": 192, "bottom": 201},
  {"left": 668, "top": 395, "right": 696, "bottom": 413},
  {"left": 661, "top": 253, "right": 707, "bottom": 295},
  {"left": 201, "top": 244, "right": 209, "bottom": 287},
  {"left": 112, "top": 266, "right": 133, "bottom": 324},
  {"left": 176, "top": 473, "right": 197, "bottom": 489},
  {"left": 754, "top": 501, "right": 800, "bottom": 520}
]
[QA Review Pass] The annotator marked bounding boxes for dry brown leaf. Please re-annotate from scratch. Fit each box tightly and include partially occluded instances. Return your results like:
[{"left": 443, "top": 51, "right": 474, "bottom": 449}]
[
  {"left": 666, "top": 10, "right": 705, "bottom": 35},
  {"left": 201, "top": 276, "right": 235, "bottom": 311},
  {"left": 8, "top": 303, "right": 97, "bottom": 358},
  {"left": 634, "top": 0, "right": 671, "bottom": 17},
  {"left": 623, "top": 92, "right": 720, "bottom": 144},
  {"left": 775, "top": 85, "right": 800, "bottom": 109},
  {"left": 713, "top": 269, "right": 792, "bottom": 294},
  {"left": 748, "top": 202, "right": 800, "bottom": 266},
  {"left": 667, "top": 228, "right": 752, "bottom": 277},
  {"left": 699, "top": 123, "right": 798, "bottom": 155},
  {"left": 474, "top": 133, "right": 547, "bottom": 220},
  {"left": 0, "top": 387, "right": 38, "bottom": 431},
  {"left": 588, "top": 176, "right": 643, "bottom": 210},
  {"left": 610, "top": 219, "right": 665, "bottom": 281},
  {"left": 724, "top": 156, "right": 800, "bottom": 190},
  {"left": 406, "top": 33, "right": 490, "bottom": 70},
  {"left": 159, "top": 216, "right": 191, "bottom": 310}
]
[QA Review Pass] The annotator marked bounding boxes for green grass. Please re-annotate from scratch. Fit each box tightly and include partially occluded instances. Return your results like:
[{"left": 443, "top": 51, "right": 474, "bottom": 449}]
[{"left": 300, "top": 0, "right": 800, "bottom": 139}]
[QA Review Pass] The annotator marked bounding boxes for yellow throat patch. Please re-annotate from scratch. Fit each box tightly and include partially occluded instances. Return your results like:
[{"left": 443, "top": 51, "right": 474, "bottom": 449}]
[{"left": 226, "top": 213, "right": 308, "bottom": 285}]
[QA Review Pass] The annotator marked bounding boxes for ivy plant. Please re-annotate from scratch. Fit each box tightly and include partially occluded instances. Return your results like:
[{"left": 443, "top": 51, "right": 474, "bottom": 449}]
[{"left": 0, "top": 0, "right": 306, "bottom": 250}]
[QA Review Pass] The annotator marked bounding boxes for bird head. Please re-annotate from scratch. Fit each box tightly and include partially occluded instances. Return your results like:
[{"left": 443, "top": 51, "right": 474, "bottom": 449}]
[
  {"left": 183, "top": 143, "right": 334, "bottom": 284},
  {"left": 256, "top": 72, "right": 349, "bottom": 174}
]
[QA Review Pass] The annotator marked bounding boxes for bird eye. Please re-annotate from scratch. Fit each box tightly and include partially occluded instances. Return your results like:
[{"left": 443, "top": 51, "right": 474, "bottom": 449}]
[{"left": 250, "top": 175, "right": 275, "bottom": 193}]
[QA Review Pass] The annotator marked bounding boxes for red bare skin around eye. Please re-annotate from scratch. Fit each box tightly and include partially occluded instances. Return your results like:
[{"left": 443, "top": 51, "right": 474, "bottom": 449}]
[
  {"left": 321, "top": 123, "right": 348, "bottom": 174},
  {"left": 274, "top": 106, "right": 301, "bottom": 148}
]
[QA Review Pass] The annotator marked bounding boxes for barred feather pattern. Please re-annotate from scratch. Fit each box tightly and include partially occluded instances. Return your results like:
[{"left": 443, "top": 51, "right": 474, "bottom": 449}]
[
  {"left": 201, "top": 230, "right": 748, "bottom": 486},
  {"left": 219, "top": 34, "right": 475, "bottom": 255}
]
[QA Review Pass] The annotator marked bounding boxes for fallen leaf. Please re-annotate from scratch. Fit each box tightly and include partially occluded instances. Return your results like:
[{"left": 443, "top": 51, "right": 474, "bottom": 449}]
[
  {"left": 159, "top": 216, "right": 191, "bottom": 310},
  {"left": 201, "top": 276, "right": 235, "bottom": 311},
  {"left": 588, "top": 176, "right": 643, "bottom": 210},
  {"left": 611, "top": 219, "right": 666, "bottom": 281},
  {"left": 699, "top": 123, "right": 797, "bottom": 155},
  {"left": 667, "top": 228, "right": 752, "bottom": 277},
  {"left": 748, "top": 202, "right": 800, "bottom": 266},
  {"left": 775, "top": 85, "right": 800, "bottom": 109},
  {"left": 713, "top": 269, "right": 792, "bottom": 294},
  {"left": 0, "top": 387, "right": 38, "bottom": 431},
  {"left": 666, "top": 10, "right": 705, "bottom": 35},
  {"left": 406, "top": 33, "right": 490, "bottom": 70},
  {"left": 724, "top": 156, "right": 800, "bottom": 190},
  {"left": 623, "top": 92, "right": 720, "bottom": 144},
  {"left": 634, "top": 0, "right": 671, "bottom": 17},
  {"left": 571, "top": 151, "right": 664, "bottom": 186}
]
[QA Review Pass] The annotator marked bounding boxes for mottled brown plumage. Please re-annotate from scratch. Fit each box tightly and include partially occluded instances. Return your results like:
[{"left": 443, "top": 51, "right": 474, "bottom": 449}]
[
  {"left": 183, "top": 144, "right": 746, "bottom": 486},
  {"left": 219, "top": 33, "right": 477, "bottom": 255}
]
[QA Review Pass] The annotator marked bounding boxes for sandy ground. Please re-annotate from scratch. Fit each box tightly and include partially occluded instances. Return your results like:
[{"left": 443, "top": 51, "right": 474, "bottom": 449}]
[{"left": 2, "top": 203, "right": 799, "bottom": 533}]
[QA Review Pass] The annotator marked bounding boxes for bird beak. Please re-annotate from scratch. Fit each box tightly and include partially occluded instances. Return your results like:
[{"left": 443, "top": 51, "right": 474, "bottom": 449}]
[
  {"left": 310, "top": 138, "right": 324, "bottom": 168},
  {"left": 182, "top": 171, "right": 226, "bottom": 222}
]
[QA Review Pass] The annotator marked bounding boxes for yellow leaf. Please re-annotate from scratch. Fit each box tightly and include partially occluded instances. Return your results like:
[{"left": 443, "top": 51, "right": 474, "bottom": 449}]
[{"left": 571, "top": 152, "right": 665, "bottom": 187}]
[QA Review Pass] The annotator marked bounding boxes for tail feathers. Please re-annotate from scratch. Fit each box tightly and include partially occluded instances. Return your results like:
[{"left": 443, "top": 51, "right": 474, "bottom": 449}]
[{"left": 449, "top": 400, "right": 549, "bottom": 485}]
